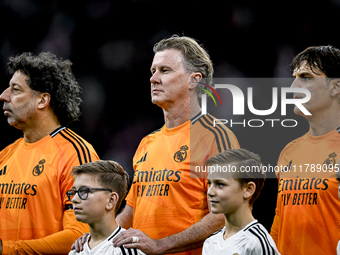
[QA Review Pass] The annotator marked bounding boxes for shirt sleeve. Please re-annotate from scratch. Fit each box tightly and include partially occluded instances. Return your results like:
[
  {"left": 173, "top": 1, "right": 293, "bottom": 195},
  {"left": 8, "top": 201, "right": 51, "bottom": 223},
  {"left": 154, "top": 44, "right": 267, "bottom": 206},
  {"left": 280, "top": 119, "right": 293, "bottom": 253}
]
[
  {"left": 270, "top": 154, "right": 283, "bottom": 246},
  {"left": 2, "top": 209, "right": 89, "bottom": 255},
  {"left": 125, "top": 138, "right": 146, "bottom": 209},
  {"left": 125, "top": 186, "right": 135, "bottom": 208},
  {"left": 1, "top": 138, "right": 98, "bottom": 255},
  {"left": 270, "top": 208, "right": 280, "bottom": 245}
]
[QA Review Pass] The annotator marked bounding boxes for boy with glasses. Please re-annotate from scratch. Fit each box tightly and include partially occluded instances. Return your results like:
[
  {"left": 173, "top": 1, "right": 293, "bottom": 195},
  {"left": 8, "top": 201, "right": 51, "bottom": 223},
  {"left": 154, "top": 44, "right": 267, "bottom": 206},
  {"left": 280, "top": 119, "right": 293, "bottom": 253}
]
[{"left": 67, "top": 160, "right": 145, "bottom": 255}]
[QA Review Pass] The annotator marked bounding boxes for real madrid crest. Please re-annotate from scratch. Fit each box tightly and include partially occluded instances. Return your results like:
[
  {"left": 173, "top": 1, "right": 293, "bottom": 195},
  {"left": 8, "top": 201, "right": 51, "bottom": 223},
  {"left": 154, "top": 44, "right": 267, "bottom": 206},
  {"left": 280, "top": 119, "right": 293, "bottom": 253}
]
[
  {"left": 32, "top": 159, "right": 46, "bottom": 176},
  {"left": 174, "top": 145, "right": 188, "bottom": 163},
  {"left": 323, "top": 152, "right": 337, "bottom": 170}
]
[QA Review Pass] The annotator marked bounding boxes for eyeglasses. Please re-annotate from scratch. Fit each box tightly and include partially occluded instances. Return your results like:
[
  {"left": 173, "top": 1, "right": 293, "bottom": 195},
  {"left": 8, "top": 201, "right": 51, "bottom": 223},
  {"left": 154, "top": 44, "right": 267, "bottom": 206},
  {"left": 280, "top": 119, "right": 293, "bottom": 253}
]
[{"left": 66, "top": 186, "right": 112, "bottom": 202}]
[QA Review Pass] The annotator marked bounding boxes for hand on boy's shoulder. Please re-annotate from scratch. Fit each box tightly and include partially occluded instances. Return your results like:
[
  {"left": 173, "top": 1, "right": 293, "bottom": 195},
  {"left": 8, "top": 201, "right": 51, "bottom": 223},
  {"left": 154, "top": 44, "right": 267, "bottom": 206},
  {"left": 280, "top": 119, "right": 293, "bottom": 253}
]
[
  {"left": 70, "top": 233, "right": 90, "bottom": 252},
  {"left": 113, "top": 228, "right": 160, "bottom": 255}
]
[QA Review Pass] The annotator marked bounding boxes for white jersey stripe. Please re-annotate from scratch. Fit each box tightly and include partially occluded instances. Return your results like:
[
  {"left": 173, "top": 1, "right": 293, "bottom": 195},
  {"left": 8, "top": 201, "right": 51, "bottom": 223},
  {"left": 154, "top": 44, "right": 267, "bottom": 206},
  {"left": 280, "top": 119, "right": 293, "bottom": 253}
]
[
  {"left": 254, "top": 225, "right": 276, "bottom": 255},
  {"left": 202, "top": 220, "right": 281, "bottom": 255}
]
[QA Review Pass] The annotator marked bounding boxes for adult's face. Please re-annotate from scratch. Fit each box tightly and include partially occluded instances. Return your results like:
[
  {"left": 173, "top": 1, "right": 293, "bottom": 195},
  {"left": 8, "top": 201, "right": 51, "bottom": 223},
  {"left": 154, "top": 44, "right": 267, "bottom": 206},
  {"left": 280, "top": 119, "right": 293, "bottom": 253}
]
[
  {"left": 0, "top": 70, "right": 39, "bottom": 130},
  {"left": 291, "top": 61, "right": 333, "bottom": 118},
  {"left": 150, "top": 49, "right": 193, "bottom": 109}
]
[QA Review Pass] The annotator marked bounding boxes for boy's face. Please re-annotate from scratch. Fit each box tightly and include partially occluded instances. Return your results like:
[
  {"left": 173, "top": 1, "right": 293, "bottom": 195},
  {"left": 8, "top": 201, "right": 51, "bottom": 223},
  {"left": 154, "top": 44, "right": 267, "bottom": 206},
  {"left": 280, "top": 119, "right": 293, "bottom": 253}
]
[
  {"left": 207, "top": 165, "right": 247, "bottom": 215},
  {"left": 71, "top": 173, "right": 112, "bottom": 225}
]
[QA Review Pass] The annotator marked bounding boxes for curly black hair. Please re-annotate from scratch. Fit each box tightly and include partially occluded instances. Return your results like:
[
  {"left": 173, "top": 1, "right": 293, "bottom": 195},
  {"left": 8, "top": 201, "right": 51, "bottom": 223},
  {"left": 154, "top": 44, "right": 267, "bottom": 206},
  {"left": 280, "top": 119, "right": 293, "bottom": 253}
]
[{"left": 7, "top": 52, "right": 82, "bottom": 125}]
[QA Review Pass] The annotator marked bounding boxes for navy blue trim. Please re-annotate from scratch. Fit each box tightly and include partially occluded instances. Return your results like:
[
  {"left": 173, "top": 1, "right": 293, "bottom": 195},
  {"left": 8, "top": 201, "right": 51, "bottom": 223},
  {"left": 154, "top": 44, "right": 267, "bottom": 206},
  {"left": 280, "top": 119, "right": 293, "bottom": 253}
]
[
  {"left": 191, "top": 112, "right": 202, "bottom": 124},
  {"left": 64, "top": 129, "right": 92, "bottom": 163},
  {"left": 50, "top": 126, "right": 66, "bottom": 137},
  {"left": 58, "top": 130, "right": 83, "bottom": 165}
]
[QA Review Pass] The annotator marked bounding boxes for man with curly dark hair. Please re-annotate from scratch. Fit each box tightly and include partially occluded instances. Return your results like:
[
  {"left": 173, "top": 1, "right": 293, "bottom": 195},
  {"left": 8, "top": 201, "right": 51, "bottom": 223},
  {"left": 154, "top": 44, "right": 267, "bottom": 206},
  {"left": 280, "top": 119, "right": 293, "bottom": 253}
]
[
  {"left": 6, "top": 52, "right": 82, "bottom": 127},
  {"left": 0, "top": 52, "right": 99, "bottom": 254}
]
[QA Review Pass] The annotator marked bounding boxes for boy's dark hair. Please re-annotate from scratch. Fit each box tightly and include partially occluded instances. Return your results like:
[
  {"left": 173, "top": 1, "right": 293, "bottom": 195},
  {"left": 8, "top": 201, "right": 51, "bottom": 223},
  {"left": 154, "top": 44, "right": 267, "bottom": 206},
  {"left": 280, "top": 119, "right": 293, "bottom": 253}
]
[
  {"left": 71, "top": 160, "right": 128, "bottom": 214},
  {"left": 290, "top": 45, "right": 340, "bottom": 78},
  {"left": 205, "top": 148, "right": 266, "bottom": 206},
  {"left": 8, "top": 52, "right": 82, "bottom": 125}
]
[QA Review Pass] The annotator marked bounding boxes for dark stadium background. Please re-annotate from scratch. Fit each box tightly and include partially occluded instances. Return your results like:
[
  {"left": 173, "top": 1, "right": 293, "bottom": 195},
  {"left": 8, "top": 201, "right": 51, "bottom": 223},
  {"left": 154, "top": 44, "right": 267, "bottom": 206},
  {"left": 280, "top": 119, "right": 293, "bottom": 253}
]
[{"left": 0, "top": 0, "right": 338, "bottom": 231}]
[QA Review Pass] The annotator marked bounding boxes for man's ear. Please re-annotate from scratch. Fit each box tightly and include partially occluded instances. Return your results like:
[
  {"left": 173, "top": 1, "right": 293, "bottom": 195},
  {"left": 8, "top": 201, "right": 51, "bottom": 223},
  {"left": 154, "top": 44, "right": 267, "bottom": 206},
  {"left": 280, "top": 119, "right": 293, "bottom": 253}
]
[
  {"left": 243, "top": 181, "right": 256, "bottom": 201},
  {"left": 37, "top": 93, "right": 51, "bottom": 110},
  {"left": 330, "top": 79, "right": 340, "bottom": 98},
  {"left": 189, "top": 72, "right": 202, "bottom": 90}
]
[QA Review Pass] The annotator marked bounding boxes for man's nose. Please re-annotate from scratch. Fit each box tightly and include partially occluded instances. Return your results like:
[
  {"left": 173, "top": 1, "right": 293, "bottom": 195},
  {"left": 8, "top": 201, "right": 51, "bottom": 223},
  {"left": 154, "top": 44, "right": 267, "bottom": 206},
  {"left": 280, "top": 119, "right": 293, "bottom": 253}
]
[{"left": 0, "top": 87, "right": 10, "bottom": 102}]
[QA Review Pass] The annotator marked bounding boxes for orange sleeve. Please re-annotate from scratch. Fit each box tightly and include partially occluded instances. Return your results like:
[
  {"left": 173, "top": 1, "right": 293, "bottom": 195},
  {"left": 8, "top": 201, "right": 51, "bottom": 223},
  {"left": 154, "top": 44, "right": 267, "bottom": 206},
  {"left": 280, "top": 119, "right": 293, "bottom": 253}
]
[
  {"left": 270, "top": 162, "right": 281, "bottom": 245},
  {"left": 125, "top": 136, "right": 148, "bottom": 209},
  {"left": 270, "top": 213, "right": 280, "bottom": 245},
  {"left": 2, "top": 209, "right": 89, "bottom": 255},
  {"left": 125, "top": 185, "right": 135, "bottom": 208}
]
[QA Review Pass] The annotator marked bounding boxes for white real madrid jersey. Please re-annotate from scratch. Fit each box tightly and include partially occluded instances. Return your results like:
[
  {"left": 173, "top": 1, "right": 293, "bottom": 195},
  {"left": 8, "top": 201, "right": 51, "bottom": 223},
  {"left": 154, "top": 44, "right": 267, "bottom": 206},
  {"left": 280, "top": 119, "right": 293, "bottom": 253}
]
[
  {"left": 68, "top": 225, "right": 145, "bottom": 255},
  {"left": 203, "top": 220, "right": 280, "bottom": 255}
]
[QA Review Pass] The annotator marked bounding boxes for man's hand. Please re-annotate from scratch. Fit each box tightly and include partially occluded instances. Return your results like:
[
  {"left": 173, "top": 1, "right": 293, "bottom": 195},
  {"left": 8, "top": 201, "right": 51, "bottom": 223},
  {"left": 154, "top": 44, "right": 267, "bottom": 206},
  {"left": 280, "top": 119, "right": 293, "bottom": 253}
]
[
  {"left": 112, "top": 228, "right": 164, "bottom": 255},
  {"left": 113, "top": 212, "right": 224, "bottom": 254},
  {"left": 70, "top": 233, "right": 90, "bottom": 252}
]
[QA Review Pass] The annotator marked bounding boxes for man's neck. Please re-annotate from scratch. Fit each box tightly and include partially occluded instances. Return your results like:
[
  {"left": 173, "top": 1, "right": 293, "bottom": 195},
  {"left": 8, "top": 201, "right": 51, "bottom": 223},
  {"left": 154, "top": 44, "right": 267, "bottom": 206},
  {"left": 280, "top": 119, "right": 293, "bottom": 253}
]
[
  {"left": 307, "top": 108, "right": 340, "bottom": 136},
  {"left": 162, "top": 97, "right": 201, "bottom": 129},
  {"left": 22, "top": 115, "right": 61, "bottom": 143}
]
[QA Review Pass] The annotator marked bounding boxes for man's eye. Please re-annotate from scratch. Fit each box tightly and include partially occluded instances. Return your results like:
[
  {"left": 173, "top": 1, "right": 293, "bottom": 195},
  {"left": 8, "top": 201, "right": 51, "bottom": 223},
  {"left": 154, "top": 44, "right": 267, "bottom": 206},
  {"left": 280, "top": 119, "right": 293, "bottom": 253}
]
[{"left": 299, "top": 75, "right": 313, "bottom": 81}]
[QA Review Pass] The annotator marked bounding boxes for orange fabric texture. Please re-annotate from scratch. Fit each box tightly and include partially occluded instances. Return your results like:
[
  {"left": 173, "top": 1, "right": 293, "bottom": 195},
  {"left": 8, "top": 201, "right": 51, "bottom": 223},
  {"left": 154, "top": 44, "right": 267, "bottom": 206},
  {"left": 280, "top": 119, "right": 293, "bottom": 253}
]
[
  {"left": 270, "top": 129, "right": 340, "bottom": 255},
  {"left": 0, "top": 128, "right": 98, "bottom": 254},
  {"left": 126, "top": 114, "right": 240, "bottom": 255}
]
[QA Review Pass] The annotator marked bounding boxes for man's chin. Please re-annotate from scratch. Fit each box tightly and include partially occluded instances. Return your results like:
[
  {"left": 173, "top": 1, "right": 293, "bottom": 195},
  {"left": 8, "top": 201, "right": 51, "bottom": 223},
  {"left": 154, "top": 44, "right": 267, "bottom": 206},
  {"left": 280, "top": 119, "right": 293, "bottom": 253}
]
[
  {"left": 151, "top": 97, "right": 165, "bottom": 107},
  {"left": 7, "top": 118, "right": 15, "bottom": 126},
  {"left": 7, "top": 118, "right": 24, "bottom": 131},
  {"left": 294, "top": 107, "right": 311, "bottom": 119}
]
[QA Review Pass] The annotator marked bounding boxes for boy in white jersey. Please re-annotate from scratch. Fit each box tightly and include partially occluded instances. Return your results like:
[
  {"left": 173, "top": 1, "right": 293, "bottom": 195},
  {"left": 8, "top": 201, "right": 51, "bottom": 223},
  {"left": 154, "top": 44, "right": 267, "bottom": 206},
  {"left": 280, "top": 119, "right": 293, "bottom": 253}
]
[
  {"left": 203, "top": 149, "right": 280, "bottom": 255},
  {"left": 67, "top": 160, "right": 145, "bottom": 255}
]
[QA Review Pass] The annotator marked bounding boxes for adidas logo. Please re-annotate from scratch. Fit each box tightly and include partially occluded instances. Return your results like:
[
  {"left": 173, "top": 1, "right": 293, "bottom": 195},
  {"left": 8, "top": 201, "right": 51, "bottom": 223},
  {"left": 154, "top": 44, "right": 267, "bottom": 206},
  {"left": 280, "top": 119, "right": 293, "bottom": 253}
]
[{"left": 137, "top": 152, "right": 148, "bottom": 164}]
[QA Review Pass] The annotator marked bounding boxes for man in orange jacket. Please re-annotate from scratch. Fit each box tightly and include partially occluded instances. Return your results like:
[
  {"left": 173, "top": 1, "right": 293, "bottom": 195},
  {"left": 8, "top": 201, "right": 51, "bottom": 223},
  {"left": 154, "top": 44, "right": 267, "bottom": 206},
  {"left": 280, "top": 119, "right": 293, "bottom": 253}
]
[
  {"left": 0, "top": 52, "right": 99, "bottom": 254},
  {"left": 270, "top": 45, "right": 340, "bottom": 254}
]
